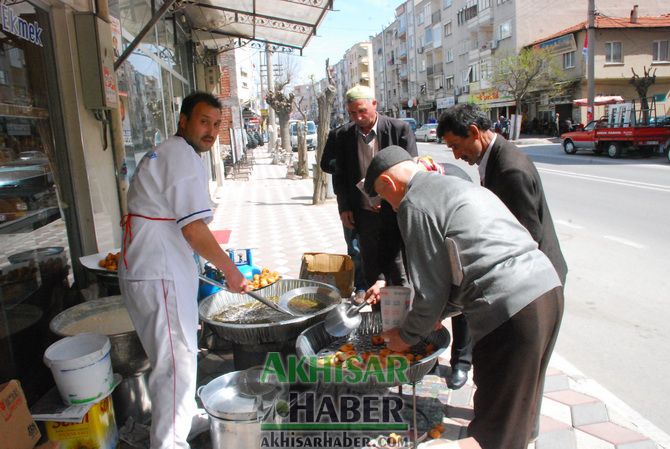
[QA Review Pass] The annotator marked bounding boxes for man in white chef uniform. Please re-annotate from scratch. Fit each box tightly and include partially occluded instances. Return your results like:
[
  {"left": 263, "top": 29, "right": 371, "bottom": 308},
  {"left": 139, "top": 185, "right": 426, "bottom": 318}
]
[{"left": 119, "top": 92, "right": 248, "bottom": 449}]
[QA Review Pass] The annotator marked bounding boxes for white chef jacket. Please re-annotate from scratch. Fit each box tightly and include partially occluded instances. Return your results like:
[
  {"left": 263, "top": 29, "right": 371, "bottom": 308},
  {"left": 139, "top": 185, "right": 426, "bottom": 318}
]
[{"left": 119, "top": 135, "right": 213, "bottom": 351}]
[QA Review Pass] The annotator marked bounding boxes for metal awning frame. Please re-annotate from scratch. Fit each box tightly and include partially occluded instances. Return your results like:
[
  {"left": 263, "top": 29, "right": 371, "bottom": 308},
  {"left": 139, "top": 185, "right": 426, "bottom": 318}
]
[{"left": 114, "top": 0, "right": 332, "bottom": 70}]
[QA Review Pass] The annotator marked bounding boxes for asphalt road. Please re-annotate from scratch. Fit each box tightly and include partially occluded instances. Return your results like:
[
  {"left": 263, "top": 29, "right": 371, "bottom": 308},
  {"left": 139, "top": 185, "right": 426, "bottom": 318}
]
[{"left": 418, "top": 139, "right": 670, "bottom": 434}]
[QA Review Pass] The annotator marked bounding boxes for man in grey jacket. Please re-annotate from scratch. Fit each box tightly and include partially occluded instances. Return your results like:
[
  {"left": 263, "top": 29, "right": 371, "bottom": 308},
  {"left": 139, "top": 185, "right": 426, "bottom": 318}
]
[{"left": 364, "top": 146, "right": 563, "bottom": 449}]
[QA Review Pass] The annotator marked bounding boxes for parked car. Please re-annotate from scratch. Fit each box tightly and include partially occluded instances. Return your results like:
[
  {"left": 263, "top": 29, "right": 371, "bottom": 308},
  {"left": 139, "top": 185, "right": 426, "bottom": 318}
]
[
  {"left": 290, "top": 120, "right": 318, "bottom": 151},
  {"left": 415, "top": 123, "right": 438, "bottom": 142},
  {"left": 400, "top": 117, "right": 417, "bottom": 133}
]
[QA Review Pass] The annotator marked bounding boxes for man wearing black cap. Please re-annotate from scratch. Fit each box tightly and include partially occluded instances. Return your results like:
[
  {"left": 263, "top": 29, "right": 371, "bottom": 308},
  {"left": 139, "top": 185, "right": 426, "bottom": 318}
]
[{"left": 364, "top": 146, "right": 563, "bottom": 449}]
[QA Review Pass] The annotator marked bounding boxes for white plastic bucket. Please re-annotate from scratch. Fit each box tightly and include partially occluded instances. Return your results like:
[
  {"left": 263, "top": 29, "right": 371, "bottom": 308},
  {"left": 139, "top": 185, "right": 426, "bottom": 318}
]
[
  {"left": 380, "top": 286, "right": 412, "bottom": 331},
  {"left": 44, "top": 332, "right": 114, "bottom": 405}
]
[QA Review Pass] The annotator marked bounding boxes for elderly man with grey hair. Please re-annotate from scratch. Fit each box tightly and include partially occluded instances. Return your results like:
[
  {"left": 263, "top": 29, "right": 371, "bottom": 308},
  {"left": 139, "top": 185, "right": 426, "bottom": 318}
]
[
  {"left": 364, "top": 146, "right": 563, "bottom": 449},
  {"left": 320, "top": 84, "right": 417, "bottom": 296}
]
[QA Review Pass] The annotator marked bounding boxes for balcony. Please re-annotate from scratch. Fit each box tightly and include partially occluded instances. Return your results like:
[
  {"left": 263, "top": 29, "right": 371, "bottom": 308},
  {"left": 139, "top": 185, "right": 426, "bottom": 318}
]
[
  {"left": 427, "top": 66, "right": 434, "bottom": 76},
  {"left": 359, "top": 56, "right": 369, "bottom": 65},
  {"left": 399, "top": 68, "right": 408, "bottom": 79},
  {"left": 360, "top": 71, "right": 370, "bottom": 80},
  {"left": 432, "top": 11, "right": 441, "bottom": 25},
  {"left": 431, "top": 64, "right": 444, "bottom": 76},
  {"left": 399, "top": 46, "right": 408, "bottom": 60}
]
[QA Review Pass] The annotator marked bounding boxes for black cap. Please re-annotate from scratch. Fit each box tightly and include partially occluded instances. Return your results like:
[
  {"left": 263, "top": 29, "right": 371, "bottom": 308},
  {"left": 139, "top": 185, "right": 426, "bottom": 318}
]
[{"left": 364, "top": 146, "right": 413, "bottom": 197}]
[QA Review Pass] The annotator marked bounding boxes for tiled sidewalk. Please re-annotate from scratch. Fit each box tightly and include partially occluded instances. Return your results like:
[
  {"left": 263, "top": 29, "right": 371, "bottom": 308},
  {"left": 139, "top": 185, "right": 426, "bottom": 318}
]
[{"left": 199, "top": 147, "right": 668, "bottom": 449}]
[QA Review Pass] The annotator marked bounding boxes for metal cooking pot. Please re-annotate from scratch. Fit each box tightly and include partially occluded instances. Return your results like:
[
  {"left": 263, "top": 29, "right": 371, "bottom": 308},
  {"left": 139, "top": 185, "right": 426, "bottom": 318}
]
[
  {"left": 197, "top": 370, "right": 282, "bottom": 449},
  {"left": 49, "top": 295, "right": 149, "bottom": 376}
]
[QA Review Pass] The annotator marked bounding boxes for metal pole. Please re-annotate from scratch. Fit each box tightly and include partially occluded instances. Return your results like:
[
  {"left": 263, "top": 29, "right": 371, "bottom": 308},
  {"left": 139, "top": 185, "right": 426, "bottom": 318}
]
[
  {"left": 266, "top": 46, "right": 276, "bottom": 154},
  {"left": 587, "top": 0, "right": 596, "bottom": 122},
  {"left": 114, "top": 0, "right": 178, "bottom": 70}
]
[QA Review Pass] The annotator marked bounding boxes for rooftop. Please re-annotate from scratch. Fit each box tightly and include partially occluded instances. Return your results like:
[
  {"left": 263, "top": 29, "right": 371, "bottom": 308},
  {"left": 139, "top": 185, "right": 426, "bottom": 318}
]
[{"left": 528, "top": 14, "right": 670, "bottom": 47}]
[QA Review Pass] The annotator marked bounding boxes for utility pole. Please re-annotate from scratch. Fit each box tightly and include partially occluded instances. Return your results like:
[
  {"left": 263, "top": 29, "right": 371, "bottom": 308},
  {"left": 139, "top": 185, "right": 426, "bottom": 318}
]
[
  {"left": 587, "top": 0, "right": 596, "bottom": 122},
  {"left": 266, "top": 46, "right": 276, "bottom": 154}
]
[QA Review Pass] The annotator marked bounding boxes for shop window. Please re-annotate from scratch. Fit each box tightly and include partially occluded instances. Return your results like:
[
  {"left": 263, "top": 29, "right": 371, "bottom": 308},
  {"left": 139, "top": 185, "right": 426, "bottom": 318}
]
[{"left": 112, "top": 0, "right": 193, "bottom": 177}]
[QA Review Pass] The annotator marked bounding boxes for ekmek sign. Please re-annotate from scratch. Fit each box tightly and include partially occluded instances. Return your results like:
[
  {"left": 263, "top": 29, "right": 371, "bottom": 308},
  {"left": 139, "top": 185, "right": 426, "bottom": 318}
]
[{"left": 1, "top": 4, "right": 43, "bottom": 47}]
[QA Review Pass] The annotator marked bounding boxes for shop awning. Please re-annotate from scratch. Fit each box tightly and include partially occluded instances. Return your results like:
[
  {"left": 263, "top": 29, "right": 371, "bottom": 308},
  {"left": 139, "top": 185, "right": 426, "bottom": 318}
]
[
  {"left": 186, "top": 0, "right": 333, "bottom": 53},
  {"left": 573, "top": 96, "right": 624, "bottom": 106},
  {"left": 115, "top": 0, "right": 332, "bottom": 70}
]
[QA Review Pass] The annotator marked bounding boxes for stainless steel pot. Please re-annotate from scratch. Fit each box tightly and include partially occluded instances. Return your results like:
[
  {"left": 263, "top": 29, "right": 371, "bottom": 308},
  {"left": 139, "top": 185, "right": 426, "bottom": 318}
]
[
  {"left": 49, "top": 295, "right": 149, "bottom": 376},
  {"left": 198, "top": 369, "right": 282, "bottom": 449}
]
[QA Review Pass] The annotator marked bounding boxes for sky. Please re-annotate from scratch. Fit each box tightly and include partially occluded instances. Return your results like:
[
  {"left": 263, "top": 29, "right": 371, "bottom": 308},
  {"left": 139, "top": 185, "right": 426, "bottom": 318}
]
[{"left": 294, "top": 0, "right": 400, "bottom": 83}]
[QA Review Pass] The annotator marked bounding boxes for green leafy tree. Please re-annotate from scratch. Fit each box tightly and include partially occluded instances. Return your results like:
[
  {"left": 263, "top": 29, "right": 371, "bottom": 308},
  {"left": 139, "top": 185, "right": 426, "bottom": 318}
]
[{"left": 491, "top": 48, "right": 566, "bottom": 137}]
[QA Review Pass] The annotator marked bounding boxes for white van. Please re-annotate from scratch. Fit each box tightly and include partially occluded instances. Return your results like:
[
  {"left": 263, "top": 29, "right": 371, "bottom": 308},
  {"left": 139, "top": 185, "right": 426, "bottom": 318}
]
[{"left": 290, "top": 121, "right": 318, "bottom": 151}]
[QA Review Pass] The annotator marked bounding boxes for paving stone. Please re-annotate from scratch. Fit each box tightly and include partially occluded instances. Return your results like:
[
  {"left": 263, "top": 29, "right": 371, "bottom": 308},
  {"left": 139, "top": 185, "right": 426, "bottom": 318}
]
[
  {"left": 573, "top": 428, "right": 616, "bottom": 449},
  {"left": 539, "top": 398, "right": 573, "bottom": 426},
  {"left": 616, "top": 441, "right": 659, "bottom": 449},
  {"left": 571, "top": 401, "right": 609, "bottom": 427},
  {"left": 545, "top": 389, "right": 600, "bottom": 406},
  {"left": 535, "top": 428, "right": 577, "bottom": 449},
  {"left": 446, "top": 385, "right": 473, "bottom": 407},
  {"left": 543, "top": 374, "right": 570, "bottom": 392},
  {"left": 578, "top": 422, "right": 649, "bottom": 445},
  {"left": 539, "top": 415, "right": 571, "bottom": 433}
]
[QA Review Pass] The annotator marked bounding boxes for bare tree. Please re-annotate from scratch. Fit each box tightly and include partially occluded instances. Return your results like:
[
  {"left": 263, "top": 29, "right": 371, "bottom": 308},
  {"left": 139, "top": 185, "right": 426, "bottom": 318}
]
[
  {"left": 293, "top": 97, "right": 309, "bottom": 178},
  {"left": 265, "top": 53, "right": 299, "bottom": 153},
  {"left": 313, "top": 60, "right": 336, "bottom": 204},
  {"left": 630, "top": 66, "right": 657, "bottom": 124}
]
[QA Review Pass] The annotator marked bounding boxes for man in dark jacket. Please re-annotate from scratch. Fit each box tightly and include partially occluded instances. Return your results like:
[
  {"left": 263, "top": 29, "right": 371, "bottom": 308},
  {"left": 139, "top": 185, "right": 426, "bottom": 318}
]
[
  {"left": 320, "top": 85, "right": 417, "bottom": 290},
  {"left": 437, "top": 103, "right": 567, "bottom": 441}
]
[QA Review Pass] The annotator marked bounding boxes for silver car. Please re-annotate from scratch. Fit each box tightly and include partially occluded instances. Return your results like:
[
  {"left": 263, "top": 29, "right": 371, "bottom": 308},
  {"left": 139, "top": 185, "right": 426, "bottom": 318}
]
[{"left": 415, "top": 123, "right": 438, "bottom": 142}]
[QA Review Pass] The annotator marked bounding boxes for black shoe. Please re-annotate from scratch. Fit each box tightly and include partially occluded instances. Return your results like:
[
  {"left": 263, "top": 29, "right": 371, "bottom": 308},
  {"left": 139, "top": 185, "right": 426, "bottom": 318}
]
[{"left": 446, "top": 368, "right": 468, "bottom": 390}]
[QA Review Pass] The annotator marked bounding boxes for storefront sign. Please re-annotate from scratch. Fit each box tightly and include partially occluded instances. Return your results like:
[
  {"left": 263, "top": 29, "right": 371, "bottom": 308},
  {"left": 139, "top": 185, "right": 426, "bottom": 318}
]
[
  {"left": 477, "top": 89, "right": 500, "bottom": 101},
  {"left": 1, "top": 4, "right": 43, "bottom": 47},
  {"left": 436, "top": 96, "right": 455, "bottom": 109},
  {"left": 535, "top": 34, "right": 576, "bottom": 55}
]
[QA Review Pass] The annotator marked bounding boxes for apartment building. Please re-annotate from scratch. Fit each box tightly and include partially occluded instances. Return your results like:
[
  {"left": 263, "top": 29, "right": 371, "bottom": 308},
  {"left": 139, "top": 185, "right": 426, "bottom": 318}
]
[
  {"left": 371, "top": 0, "right": 669, "bottom": 124},
  {"left": 529, "top": 11, "right": 670, "bottom": 124}
]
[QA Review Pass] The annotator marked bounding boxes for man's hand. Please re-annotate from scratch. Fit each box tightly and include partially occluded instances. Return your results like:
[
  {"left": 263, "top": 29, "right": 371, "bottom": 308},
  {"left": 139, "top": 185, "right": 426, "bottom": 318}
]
[
  {"left": 340, "top": 211, "right": 355, "bottom": 229},
  {"left": 365, "top": 280, "right": 386, "bottom": 304},
  {"left": 223, "top": 267, "right": 249, "bottom": 293},
  {"left": 382, "top": 328, "right": 411, "bottom": 352}
]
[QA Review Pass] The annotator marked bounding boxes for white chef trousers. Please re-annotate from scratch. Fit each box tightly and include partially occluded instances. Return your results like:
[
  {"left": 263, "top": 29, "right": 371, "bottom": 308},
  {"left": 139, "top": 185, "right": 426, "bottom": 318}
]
[{"left": 120, "top": 278, "right": 198, "bottom": 449}]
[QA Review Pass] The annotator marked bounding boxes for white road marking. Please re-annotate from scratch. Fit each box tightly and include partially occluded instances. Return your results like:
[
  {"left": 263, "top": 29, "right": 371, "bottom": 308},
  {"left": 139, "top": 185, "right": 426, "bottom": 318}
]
[
  {"left": 602, "top": 235, "right": 645, "bottom": 249},
  {"left": 537, "top": 167, "right": 670, "bottom": 193},
  {"left": 555, "top": 219, "right": 583, "bottom": 229}
]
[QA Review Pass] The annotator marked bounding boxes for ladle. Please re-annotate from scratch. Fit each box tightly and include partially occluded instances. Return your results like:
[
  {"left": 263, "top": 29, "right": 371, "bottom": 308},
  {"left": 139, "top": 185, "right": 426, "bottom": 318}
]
[
  {"left": 323, "top": 300, "right": 368, "bottom": 337},
  {"left": 198, "top": 275, "right": 296, "bottom": 316}
]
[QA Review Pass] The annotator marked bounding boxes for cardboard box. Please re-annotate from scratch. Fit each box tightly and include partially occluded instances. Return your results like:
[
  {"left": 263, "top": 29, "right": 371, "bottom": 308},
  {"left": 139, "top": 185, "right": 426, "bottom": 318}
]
[
  {"left": 0, "top": 380, "right": 41, "bottom": 449},
  {"left": 300, "top": 253, "right": 354, "bottom": 297},
  {"left": 45, "top": 395, "right": 118, "bottom": 449}
]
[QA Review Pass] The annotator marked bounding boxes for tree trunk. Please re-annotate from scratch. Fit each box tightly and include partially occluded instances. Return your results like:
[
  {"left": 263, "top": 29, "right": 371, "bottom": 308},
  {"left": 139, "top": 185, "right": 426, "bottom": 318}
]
[
  {"left": 313, "top": 94, "right": 336, "bottom": 204},
  {"left": 278, "top": 112, "right": 291, "bottom": 152}
]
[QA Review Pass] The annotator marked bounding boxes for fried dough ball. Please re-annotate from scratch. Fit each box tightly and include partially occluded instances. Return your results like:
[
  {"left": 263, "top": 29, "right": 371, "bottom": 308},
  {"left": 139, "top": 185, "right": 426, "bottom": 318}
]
[
  {"left": 429, "top": 429, "right": 442, "bottom": 439},
  {"left": 371, "top": 335, "right": 385, "bottom": 346},
  {"left": 339, "top": 343, "right": 355, "bottom": 352}
]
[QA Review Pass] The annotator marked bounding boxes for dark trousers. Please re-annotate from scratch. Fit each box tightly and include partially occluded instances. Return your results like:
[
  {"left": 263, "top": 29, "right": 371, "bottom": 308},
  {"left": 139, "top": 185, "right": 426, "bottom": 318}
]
[
  {"left": 343, "top": 226, "right": 367, "bottom": 292},
  {"left": 356, "top": 209, "right": 407, "bottom": 287},
  {"left": 468, "top": 287, "right": 564, "bottom": 449},
  {"left": 450, "top": 314, "right": 473, "bottom": 372}
]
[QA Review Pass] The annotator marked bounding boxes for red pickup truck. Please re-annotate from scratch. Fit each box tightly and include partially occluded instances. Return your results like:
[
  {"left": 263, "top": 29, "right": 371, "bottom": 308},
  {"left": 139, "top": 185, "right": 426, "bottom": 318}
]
[{"left": 560, "top": 120, "right": 670, "bottom": 161}]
